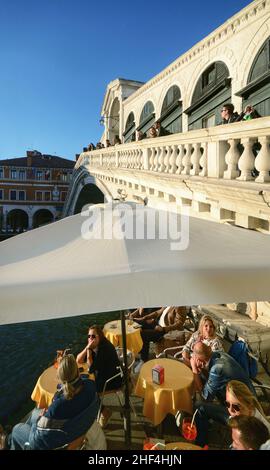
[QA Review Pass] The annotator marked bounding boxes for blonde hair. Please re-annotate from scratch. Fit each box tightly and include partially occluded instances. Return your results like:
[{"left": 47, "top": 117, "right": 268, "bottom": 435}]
[
  {"left": 227, "top": 380, "right": 265, "bottom": 416},
  {"left": 57, "top": 354, "right": 80, "bottom": 400},
  {"left": 198, "top": 315, "right": 216, "bottom": 337}
]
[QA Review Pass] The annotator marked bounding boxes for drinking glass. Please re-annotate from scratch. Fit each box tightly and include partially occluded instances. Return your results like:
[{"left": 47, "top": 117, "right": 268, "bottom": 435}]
[{"left": 182, "top": 417, "right": 197, "bottom": 441}]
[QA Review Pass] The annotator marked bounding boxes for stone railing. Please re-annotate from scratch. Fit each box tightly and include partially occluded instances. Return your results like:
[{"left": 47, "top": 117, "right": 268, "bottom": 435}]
[{"left": 76, "top": 117, "right": 270, "bottom": 183}]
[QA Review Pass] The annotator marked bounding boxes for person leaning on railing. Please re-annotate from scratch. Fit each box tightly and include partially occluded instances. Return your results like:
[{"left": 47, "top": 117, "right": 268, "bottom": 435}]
[{"left": 237, "top": 104, "right": 261, "bottom": 121}]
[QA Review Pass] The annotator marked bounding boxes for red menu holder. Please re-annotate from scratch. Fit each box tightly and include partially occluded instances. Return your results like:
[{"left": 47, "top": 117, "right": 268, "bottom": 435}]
[{"left": 152, "top": 365, "right": 164, "bottom": 384}]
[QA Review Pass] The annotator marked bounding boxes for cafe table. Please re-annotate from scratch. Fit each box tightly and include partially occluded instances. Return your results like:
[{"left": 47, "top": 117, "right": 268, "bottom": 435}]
[
  {"left": 165, "top": 442, "right": 202, "bottom": 450},
  {"left": 31, "top": 362, "right": 90, "bottom": 409},
  {"left": 135, "top": 358, "right": 194, "bottom": 426},
  {"left": 103, "top": 319, "right": 143, "bottom": 355}
]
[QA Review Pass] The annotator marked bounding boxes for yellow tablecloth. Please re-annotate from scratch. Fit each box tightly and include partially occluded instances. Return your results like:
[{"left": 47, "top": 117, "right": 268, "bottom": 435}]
[
  {"left": 165, "top": 442, "right": 202, "bottom": 450},
  {"left": 31, "top": 363, "right": 90, "bottom": 409},
  {"left": 135, "top": 358, "right": 194, "bottom": 426},
  {"left": 103, "top": 319, "right": 143, "bottom": 355}
]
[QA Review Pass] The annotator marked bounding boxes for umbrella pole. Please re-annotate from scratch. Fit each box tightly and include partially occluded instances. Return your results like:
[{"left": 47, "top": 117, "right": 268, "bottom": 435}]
[{"left": 120, "top": 310, "right": 131, "bottom": 448}]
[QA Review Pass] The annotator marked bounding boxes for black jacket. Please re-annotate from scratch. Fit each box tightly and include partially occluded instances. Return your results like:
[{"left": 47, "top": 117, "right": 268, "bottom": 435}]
[{"left": 89, "top": 337, "right": 122, "bottom": 392}]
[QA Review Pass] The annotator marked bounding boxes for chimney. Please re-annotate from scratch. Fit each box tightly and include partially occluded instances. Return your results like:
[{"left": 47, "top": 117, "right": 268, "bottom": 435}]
[
  {"left": 27, "top": 151, "right": 33, "bottom": 167},
  {"left": 75, "top": 153, "right": 80, "bottom": 161}
]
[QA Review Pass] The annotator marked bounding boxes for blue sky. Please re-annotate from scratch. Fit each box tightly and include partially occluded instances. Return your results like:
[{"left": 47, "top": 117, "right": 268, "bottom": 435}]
[{"left": 0, "top": 0, "right": 251, "bottom": 161}]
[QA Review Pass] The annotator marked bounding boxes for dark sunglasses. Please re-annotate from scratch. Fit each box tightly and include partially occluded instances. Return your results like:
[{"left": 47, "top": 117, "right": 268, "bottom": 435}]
[
  {"left": 88, "top": 334, "right": 96, "bottom": 339},
  {"left": 225, "top": 401, "right": 241, "bottom": 412}
]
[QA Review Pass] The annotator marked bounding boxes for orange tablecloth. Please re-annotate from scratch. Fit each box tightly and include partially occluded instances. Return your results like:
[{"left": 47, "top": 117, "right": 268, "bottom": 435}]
[
  {"left": 31, "top": 363, "right": 90, "bottom": 409},
  {"left": 103, "top": 319, "right": 143, "bottom": 355},
  {"left": 135, "top": 358, "right": 194, "bottom": 426},
  {"left": 165, "top": 442, "right": 202, "bottom": 450}
]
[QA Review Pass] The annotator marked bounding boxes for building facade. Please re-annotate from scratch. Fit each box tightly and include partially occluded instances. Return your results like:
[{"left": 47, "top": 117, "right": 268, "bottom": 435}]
[{"left": 0, "top": 151, "right": 74, "bottom": 236}]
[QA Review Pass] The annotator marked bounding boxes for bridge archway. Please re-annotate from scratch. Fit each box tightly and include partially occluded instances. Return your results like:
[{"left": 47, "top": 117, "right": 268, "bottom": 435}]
[
  {"left": 33, "top": 209, "right": 54, "bottom": 228},
  {"left": 74, "top": 184, "right": 105, "bottom": 214}
]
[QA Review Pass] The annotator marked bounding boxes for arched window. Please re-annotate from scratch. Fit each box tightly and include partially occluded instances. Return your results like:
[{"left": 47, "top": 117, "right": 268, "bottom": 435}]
[
  {"left": 123, "top": 112, "right": 135, "bottom": 143},
  {"left": 160, "top": 85, "right": 182, "bottom": 134},
  {"left": 236, "top": 36, "right": 270, "bottom": 117},
  {"left": 185, "top": 61, "right": 230, "bottom": 130},
  {"left": 137, "top": 101, "right": 155, "bottom": 134}
]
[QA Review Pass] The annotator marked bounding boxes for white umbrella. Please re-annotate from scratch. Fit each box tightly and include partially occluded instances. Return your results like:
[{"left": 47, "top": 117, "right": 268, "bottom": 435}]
[
  {"left": 1, "top": 201, "right": 270, "bottom": 447},
  {"left": 1, "top": 201, "right": 270, "bottom": 325}
]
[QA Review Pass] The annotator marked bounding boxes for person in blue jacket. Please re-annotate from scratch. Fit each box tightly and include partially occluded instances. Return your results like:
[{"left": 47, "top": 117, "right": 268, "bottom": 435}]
[{"left": 9, "top": 354, "right": 99, "bottom": 450}]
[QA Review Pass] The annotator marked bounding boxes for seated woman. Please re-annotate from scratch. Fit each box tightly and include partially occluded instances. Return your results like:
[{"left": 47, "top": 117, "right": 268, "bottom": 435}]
[
  {"left": 9, "top": 354, "right": 99, "bottom": 450},
  {"left": 194, "top": 379, "right": 270, "bottom": 448},
  {"left": 76, "top": 325, "right": 122, "bottom": 428},
  {"left": 182, "top": 314, "right": 223, "bottom": 367},
  {"left": 76, "top": 324, "right": 122, "bottom": 393}
]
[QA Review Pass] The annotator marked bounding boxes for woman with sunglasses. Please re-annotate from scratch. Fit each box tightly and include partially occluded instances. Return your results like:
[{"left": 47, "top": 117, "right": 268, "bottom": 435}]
[
  {"left": 76, "top": 325, "right": 122, "bottom": 428},
  {"left": 194, "top": 379, "right": 270, "bottom": 448},
  {"left": 77, "top": 325, "right": 122, "bottom": 393}
]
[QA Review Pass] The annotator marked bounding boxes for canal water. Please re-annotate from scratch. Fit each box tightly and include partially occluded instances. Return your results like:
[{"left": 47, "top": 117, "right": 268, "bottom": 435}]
[{"left": 0, "top": 311, "right": 120, "bottom": 425}]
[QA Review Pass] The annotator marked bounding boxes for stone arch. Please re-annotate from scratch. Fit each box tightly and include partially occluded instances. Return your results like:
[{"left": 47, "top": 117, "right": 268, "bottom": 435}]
[
  {"left": 239, "top": 20, "right": 270, "bottom": 88},
  {"left": 123, "top": 111, "right": 136, "bottom": 143},
  {"left": 74, "top": 183, "right": 105, "bottom": 215},
  {"left": 185, "top": 59, "right": 232, "bottom": 130},
  {"left": 108, "top": 97, "right": 120, "bottom": 143},
  {"left": 156, "top": 83, "right": 183, "bottom": 134},
  {"left": 156, "top": 79, "right": 184, "bottom": 117},
  {"left": 6, "top": 209, "right": 29, "bottom": 232},
  {"left": 32, "top": 209, "right": 54, "bottom": 228},
  {"left": 185, "top": 48, "right": 236, "bottom": 109},
  {"left": 64, "top": 168, "right": 112, "bottom": 216},
  {"left": 137, "top": 100, "right": 156, "bottom": 136}
]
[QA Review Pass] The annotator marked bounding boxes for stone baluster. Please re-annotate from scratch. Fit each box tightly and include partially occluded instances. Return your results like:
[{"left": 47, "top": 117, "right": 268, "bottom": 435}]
[
  {"left": 190, "top": 142, "right": 201, "bottom": 176},
  {"left": 153, "top": 147, "right": 159, "bottom": 171},
  {"left": 137, "top": 149, "right": 142, "bottom": 169},
  {"left": 237, "top": 138, "right": 256, "bottom": 181},
  {"left": 133, "top": 150, "right": 137, "bottom": 168},
  {"left": 149, "top": 147, "right": 155, "bottom": 170},
  {"left": 176, "top": 144, "right": 184, "bottom": 174},
  {"left": 115, "top": 150, "right": 119, "bottom": 168},
  {"left": 169, "top": 145, "right": 177, "bottom": 174},
  {"left": 164, "top": 146, "right": 171, "bottom": 173},
  {"left": 224, "top": 139, "right": 240, "bottom": 179},
  {"left": 158, "top": 146, "right": 166, "bottom": 172},
  {"left": 199, "top": 142, "right": 207, "bottom": 176},
  {"left": 133, "top": 149, "right": 137, "bottom": 168},
  {"left": 255, "top": 136, "right": 270, "bottom": 183},
  {"left": 127, "top": 150, "right": 131, "bottom": 169},
  {"left": 182, "top": 143, "right": 192, "bottom": 175},
  {"left": 131, "top": 149, "right": 135, "bottom": 168}
]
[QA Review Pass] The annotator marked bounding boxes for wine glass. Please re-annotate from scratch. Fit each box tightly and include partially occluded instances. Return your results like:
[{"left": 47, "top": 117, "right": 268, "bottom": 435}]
[{"left": 182, "top": 417, "right": 197, "bottom": 441}]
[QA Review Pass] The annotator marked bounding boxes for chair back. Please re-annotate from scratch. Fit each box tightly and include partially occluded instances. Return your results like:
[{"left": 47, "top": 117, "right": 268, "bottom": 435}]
[{"left": 116, "top": 348, "right": 135, "bottom": 372}]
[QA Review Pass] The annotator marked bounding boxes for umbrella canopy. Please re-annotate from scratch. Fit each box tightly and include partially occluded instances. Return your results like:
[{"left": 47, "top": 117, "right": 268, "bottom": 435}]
[{"left": 1, "top": 202, "right": 270, "bottom": 325}]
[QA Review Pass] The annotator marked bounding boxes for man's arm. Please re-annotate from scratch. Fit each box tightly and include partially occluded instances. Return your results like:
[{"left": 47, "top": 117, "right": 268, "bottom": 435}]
[{"left": 190, "top": 356, "right": 203, "bottom": 393}]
